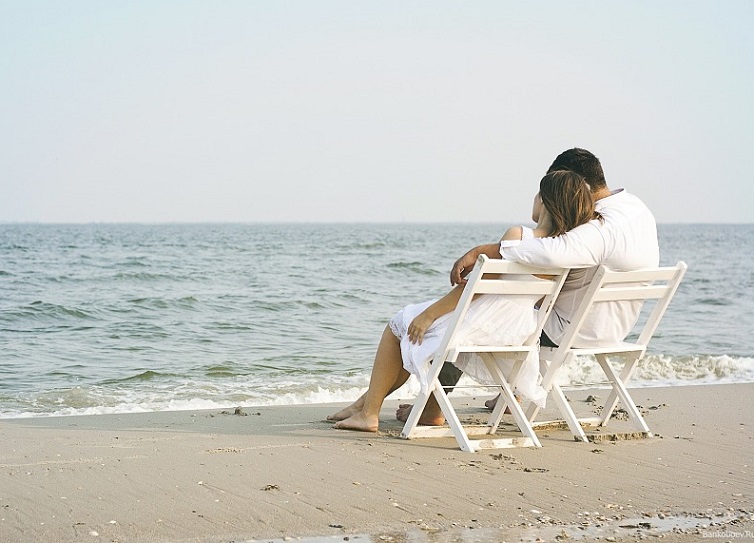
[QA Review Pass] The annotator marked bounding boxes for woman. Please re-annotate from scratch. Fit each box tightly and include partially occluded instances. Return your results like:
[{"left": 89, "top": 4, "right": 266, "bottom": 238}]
[{"left": 328, "top": 169, "right": 600, "bottom": 432}]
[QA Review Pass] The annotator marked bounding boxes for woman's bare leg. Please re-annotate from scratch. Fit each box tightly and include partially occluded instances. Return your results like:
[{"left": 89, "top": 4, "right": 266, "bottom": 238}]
[{"left": 333, "top": 326, "right": 409, "bottom": 432}]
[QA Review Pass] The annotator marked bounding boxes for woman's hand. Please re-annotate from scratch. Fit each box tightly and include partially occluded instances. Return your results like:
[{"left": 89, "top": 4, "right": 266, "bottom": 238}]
[{"left": 407, "top": 312, "right": 435, "bottom": 345}]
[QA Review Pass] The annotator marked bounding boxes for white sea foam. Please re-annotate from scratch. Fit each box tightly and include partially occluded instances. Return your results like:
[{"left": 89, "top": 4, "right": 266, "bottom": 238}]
[
  {"left": 554, "top": 354, "right": 754, "bottom": 389},
  {"left": 3, "top": 354, "right": 753, "bottom": 419}
]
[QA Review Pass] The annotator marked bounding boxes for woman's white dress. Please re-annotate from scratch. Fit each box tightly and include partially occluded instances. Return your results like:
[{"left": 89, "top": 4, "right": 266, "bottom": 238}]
[{"left": 388, "top": 226, "right": 547, "bottom": 408}]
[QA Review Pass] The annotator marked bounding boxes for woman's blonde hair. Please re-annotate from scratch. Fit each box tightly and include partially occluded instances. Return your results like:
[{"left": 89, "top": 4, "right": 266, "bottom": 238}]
[{"left": 539, "top": 169, "right": 602, "bottom": 237}]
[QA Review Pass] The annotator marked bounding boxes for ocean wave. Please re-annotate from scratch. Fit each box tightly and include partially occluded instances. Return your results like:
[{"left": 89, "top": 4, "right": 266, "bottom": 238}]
[
  {"left": 126, "top": 296, "right": 200, "bottom": 310},
  {"left": 204, "top": 364, "right": 243, "bottom": 378},
  {"left": 555, "top": 354, "right": 754, "bottom": 388},
  {"left": 695, "top": 297, "right": 731, "bottom": 306},
  {"left": 0, "top": 301, "right": 97, "bottom": 323},
  {"left": 386, "top": 261, "right": 442, "bottom": 275},
  {"left": 112, "top": 271, "right": 176, "bottom": 281},
  {"left": 1, "top": 354, "right": 753, "bottom": 419},
  {"left": 205, "top": 322, "right": 253, "bottom": 332},
  {"left": 0, "top": 375, "right": 378, "bottom": 419},
  {"left": 109, "top": 370, "right": 177, "bottom": 383}
]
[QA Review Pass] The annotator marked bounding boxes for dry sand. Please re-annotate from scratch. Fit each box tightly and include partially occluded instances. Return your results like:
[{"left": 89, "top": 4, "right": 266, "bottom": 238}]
[{"left": 1, "top": 383, "right": 752, "bottom": 543}]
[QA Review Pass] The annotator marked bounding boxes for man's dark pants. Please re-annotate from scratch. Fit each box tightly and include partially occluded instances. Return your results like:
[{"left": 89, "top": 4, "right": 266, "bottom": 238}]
[{"left": 437, "top": 331, "right": 558, "bottom": 390}]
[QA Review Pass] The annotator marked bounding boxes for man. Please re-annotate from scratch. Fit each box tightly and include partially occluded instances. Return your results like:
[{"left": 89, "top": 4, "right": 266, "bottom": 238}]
[{"left": 396, "top": 148, "right": 659, "bottom": 425}]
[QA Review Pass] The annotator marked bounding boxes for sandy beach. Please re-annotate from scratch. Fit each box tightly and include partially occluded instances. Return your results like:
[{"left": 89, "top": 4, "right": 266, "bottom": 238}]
[{"left": 1, "top": 383, "right": 752, "bottom": 543}]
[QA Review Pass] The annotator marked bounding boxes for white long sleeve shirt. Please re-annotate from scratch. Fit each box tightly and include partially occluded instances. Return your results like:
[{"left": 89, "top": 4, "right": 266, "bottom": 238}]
[{"left": 500, "top": 189, "right": 659, "bottom": 347}]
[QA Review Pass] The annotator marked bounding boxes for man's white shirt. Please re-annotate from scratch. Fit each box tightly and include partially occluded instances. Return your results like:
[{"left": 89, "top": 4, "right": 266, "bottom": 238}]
[{"left": 500, "top": 189, "right": 659, "bottom": 347}]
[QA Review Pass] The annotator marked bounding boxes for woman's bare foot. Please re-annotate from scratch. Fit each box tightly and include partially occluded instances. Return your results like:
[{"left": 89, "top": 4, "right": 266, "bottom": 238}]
[
  {"left": 395, "top": 404, "right": 446, "bottom": 426},
  {"left": 326, "top": 404, "right": 361, "bottom": 421},
  {"left": 333, "top": 411, "right": 379, "bottom": 432},
  {"left": 326, "top": 396, "right": 366, "bottom": 421}
]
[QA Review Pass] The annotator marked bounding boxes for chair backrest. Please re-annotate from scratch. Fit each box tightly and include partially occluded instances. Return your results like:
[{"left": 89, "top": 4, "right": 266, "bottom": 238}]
[
  {"left": 557, "top": 261, "right": 688, "bottom": 353},
  {"left": 433, "top": 255, "right": 570, "bottom": 361}
]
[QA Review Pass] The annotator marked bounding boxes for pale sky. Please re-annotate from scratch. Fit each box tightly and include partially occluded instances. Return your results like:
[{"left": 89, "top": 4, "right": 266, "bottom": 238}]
[{"left": 2, "top": 1, "right": 752, "bottom": 224}]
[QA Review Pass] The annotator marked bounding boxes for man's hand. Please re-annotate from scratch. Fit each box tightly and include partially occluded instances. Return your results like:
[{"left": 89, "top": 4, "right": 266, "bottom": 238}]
[
  {"left": 450, "top": 243, "right": 503, "bottom": 285},
  {"left": 450, "top": 248, "right": 481, "bottom": 286}
]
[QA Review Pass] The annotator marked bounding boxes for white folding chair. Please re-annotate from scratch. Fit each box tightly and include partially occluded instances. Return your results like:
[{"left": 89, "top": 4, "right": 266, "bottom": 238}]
[
  {"left": 400, "top": 255, "right": 570, "bottom": 452},
  {"left": 527, "top": 262, "right": 688, "bottom": 442}
]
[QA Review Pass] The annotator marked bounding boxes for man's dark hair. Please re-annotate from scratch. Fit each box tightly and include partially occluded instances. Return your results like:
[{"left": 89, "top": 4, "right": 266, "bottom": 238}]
[{"left": 547, "top": 148, "right": 606, "bottom": 189}]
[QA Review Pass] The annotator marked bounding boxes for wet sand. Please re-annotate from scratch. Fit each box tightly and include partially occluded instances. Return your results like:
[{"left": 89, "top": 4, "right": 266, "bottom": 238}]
[{"left": 1, "top": 383, "right": 752, "bottom": 543}]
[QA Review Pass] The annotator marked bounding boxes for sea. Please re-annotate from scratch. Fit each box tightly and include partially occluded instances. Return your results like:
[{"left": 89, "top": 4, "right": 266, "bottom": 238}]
[{"left": 1, "top": 223, "right": 752, "bottom": 419}]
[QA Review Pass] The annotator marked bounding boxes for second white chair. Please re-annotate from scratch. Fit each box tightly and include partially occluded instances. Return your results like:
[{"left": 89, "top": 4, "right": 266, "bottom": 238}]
[{"left": 526, "top": 262, "right": 688, "bottom": 442}]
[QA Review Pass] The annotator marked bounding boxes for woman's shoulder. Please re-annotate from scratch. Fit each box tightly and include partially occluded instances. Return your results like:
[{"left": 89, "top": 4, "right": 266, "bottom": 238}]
[{"left": 501, "top": 225, "right": 530, "bottom": 242}]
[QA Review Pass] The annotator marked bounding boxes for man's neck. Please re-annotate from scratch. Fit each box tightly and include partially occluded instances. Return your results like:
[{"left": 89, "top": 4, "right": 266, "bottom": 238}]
[{"left": 592, "top": 186, "right": 613, "bottom": 201}]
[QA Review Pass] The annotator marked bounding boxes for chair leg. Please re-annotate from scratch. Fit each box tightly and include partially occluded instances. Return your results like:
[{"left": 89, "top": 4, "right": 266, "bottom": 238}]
[
  {"left": 482, "top": 354, "right": 542, "bottom": 448},
  {"left": 487, "top": 385, "right": 509, "bottom": 431},
  {"left": 400, "top": 358, "right": 476, "bottom": 453},
  {"left": 596, "top": 356, "right": 651, "bottom": 436},
  {"left": 595, "top": 354, "right": 641, "bottom": 425},
  {"left": 400, "top": 357, "right": 444, "bottom": 439},
  {"left": 432, "top": 384, "right": 476, "bottom": 452},
  {"left": 485, "top": 354, "right": 523, "bottom": 431},
  {"left": 549, "top": 382, "right": 588, "bottom": 442},
  {"left": 526, "top": 352, "right": 588, "bottom": 442},
  {"left": 525, "top": 358, "right": 549, "bottom": 422},
  {"left": 400, "top": 387, "right": 431, "bottom": 439}
]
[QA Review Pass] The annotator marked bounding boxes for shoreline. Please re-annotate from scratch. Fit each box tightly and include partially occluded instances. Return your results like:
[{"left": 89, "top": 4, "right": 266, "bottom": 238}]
[
  {"left": 1, "top": 382, "right": 752, "bottom": 542},
  {"left": 3, "top": 378, "right": 753, "bottom": 421}
]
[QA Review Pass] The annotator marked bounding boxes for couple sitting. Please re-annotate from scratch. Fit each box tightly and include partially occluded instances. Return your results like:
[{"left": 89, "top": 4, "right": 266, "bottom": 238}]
[{"left": 328, "top": 148, "right": 659, "bottom": 432}]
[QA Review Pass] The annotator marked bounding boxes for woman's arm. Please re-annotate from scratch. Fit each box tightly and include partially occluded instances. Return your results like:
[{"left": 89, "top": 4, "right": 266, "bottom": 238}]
[
  {"left": 407, "top": 285, "right": 465, "bottom": 345},
  {"left": 413, "top": 226, "right": 530, "bottom": 344}
]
